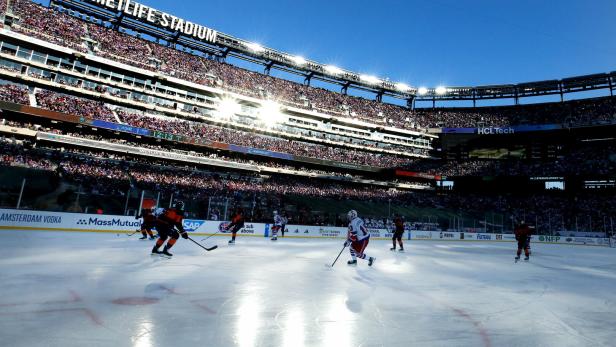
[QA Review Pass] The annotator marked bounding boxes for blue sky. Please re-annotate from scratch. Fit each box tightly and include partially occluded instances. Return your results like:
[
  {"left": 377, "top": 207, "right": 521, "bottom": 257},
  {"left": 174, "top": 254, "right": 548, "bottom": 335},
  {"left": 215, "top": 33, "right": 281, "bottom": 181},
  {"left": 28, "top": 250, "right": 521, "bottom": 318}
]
[{"left": 39, "top": 0, "right": 616, "bottom": 104}]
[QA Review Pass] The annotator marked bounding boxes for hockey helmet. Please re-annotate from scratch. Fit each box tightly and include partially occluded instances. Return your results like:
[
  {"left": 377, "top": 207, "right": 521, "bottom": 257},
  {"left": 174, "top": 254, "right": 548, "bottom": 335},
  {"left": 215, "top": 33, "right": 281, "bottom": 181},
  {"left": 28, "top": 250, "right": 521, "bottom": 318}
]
[
  {"left": 347, "top": 210, "right": 358, "bottom": 221},
  {"left": 173, "top": 200, "right": 185, "bottom": 212}
]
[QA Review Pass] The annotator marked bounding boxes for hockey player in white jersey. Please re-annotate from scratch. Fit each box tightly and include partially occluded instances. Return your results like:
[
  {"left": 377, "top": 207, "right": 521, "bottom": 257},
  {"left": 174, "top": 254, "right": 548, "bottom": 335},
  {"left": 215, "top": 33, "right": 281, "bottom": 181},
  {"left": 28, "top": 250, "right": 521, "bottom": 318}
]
[
  {"left": 271, "top": 210, "right": 283, "bottom": 241},
  {"left": 345, "top": 210, "right": 375, "bottom": 266}
]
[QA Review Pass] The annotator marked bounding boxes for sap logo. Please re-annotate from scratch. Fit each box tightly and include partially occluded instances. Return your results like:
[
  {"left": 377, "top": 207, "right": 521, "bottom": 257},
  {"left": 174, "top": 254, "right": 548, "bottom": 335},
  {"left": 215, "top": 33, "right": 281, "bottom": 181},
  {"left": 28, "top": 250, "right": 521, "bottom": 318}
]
[
  {"left": 566, "top": 238, "right": 573, "bottom": 242},
  {"left": 477, "top": 127, "right": 514, "bottom": 135},
  {"left": 183, "top": 220, "right": 205, "bottom": 232},
  {"left": 441, "top": 232, "right": 455, "bottom": 238},
  {"left": 477, "top": 234, "right": 492, "bottom": 240},
  {"left": 495, "top": 234, "right": 503, "bottom": 240}
]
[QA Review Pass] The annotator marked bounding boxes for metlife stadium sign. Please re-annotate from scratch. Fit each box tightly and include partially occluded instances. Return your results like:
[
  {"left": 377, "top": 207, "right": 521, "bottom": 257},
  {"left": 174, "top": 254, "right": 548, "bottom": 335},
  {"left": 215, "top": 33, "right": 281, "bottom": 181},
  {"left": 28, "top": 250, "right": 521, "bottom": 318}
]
[{"left": 85, "top": 0, "right": 217, "bottom": 43}]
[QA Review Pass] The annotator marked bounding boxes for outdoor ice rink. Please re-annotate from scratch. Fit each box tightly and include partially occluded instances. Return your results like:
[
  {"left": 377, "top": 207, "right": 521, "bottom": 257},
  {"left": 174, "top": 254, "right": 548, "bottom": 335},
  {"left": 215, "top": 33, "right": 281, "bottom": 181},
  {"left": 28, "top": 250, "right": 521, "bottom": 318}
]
[{"left": 1, "top": 231, "right": 615, "bottom": 347}]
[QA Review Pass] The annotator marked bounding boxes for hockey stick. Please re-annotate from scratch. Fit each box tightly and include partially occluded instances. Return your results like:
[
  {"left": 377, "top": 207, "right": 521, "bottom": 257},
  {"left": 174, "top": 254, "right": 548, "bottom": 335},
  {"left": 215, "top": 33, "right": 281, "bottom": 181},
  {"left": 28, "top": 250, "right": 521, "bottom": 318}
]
[
  {"left": 330, "top": 244, "right": 347, "bottom": 267},
  {"left": 187, "top": 236, "right": 218, "bottom": 252},
  {"left": 201, "top": 230, "right": 222, "bottom": 242},
  {"left": 126, "top": 229, "right": 140, "bottom": 236}
]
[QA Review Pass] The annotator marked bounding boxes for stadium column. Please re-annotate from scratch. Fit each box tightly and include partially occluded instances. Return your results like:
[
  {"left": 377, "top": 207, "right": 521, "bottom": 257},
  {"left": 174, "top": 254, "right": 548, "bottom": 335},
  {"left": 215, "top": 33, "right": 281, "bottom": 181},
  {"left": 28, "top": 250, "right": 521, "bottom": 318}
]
[{"left": 16, "top": 178, "right": 26, "bottom": 209}]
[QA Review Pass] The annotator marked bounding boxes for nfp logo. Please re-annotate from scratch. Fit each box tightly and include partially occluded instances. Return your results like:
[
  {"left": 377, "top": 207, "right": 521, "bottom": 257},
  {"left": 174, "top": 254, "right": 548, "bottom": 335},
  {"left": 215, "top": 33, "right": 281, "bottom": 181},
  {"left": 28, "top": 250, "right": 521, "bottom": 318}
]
[
  {"left": 183, "top": 220, "right": 205, "bottom": 232},
  {"left": 539, "top": 235, "right": 560, "bottom": 242}
]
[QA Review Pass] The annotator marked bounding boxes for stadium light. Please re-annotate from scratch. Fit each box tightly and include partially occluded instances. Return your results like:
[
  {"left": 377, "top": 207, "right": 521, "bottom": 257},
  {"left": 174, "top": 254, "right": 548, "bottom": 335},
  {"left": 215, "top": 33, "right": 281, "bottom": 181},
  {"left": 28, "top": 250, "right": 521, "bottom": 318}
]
[
  {"left": 360, "top": 75, "right": 381, "bottom": 85},
  {"left": 418, "top": 87, "right": 428, "bottom": 95},
  {"left": 325, "top": 65, "right": 343, "bottom": 75},
  {"left": 291, "top": 56, "right": 307, "bottom": 66},
  {"left": 246, "top": 42, "right": 264, "bottom": 53},
  {"left": 435, "top": 86, "right": 447, "bottom": 95},
  {"left": 396, "top": 83, "right": 411, "bottom": 92},
  {"left": 258, "top": 100, "right": 286, "bottom": 125},
  {"left": 215, "top": 97, "right": 241, "bottom": 119}
]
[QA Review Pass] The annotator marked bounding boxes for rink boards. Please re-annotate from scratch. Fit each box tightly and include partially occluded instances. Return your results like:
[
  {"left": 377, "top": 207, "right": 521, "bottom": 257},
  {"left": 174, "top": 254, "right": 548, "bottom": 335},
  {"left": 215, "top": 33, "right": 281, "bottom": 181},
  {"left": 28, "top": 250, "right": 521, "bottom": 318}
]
[{"left": 0, "top": 208, "right": 611, "bottom": 246}]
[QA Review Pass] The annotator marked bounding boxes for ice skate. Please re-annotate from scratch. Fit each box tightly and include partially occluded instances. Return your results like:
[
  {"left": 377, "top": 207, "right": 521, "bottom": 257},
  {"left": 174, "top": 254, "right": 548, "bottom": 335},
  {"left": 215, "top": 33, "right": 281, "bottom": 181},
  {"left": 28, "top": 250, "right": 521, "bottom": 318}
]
[{"left": 368, "top": 257, "right": 375, "bottom": 266}]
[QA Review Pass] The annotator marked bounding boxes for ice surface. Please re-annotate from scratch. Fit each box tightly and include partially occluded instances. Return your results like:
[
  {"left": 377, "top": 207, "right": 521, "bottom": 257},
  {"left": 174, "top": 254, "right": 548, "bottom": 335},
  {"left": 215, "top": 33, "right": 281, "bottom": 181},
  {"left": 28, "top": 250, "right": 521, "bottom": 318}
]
[{"left": 0, "top": 231, "right": 615, "bottom": 347}]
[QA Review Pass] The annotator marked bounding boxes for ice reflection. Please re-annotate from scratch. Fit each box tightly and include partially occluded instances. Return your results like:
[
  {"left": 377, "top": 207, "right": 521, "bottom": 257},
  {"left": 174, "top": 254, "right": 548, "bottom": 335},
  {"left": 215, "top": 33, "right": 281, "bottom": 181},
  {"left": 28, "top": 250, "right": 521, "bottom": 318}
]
[
  {"left": 236, "top": 293, "right": 261, "bottom": 347},
  {"left": 132, "top": 320, "right": 153, "bottom": 347},
  {"left": 321, "top": 296, "right": 353, "bottom": 347},
  {"left": 282, "top": 307, "right": 305, "bottom": 347}
]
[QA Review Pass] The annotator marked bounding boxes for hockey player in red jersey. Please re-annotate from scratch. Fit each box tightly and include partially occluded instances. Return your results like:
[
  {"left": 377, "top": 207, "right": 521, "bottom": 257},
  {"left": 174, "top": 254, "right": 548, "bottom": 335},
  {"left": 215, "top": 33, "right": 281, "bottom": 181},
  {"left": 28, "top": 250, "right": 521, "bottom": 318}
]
[
  {"left": 345, "top": 210, "right": 375, "bottom": 266},
  {"left": 514, "top": 221, "right": 532, "bottom": 262},
  {"left": 151, "top": 201, "right": 188, "bottom": 257},
  {"left": 136, "top": 207, "right": 157, "bottom": 240},
  {"left": 391, "top": 214, "right": 405, "bottom": 252},
  {"left": 227, "top": 208, "right": 245, "bottom": 244}
]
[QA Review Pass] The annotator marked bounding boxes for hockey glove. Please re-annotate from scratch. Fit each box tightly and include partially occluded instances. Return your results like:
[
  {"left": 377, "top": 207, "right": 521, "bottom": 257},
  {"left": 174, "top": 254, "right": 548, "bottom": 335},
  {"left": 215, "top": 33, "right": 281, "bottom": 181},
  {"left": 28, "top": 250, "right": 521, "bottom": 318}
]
[
  {"left": 344, "top": 240, "right": 351, "bottom": 247},
  {"left": 181, "top": 232, "right": 189, "bottom": 239}
]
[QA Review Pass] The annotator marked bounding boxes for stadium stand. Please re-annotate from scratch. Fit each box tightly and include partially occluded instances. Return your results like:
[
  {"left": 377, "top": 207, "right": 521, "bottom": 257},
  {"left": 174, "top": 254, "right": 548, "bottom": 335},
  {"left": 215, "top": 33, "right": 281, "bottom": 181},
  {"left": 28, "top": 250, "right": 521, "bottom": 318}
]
[{"left": 0, "top": 0, "right": 614, "bottom": 236}]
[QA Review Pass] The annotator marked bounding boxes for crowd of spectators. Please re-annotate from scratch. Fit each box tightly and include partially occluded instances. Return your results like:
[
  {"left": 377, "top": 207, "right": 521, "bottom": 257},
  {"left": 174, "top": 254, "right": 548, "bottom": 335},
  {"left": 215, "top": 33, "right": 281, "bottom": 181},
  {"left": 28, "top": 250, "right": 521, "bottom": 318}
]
[
  {"left": 1, "top": 138, "right": 615, "bottom": 233},
  {"left": 1, "top": 0, "right": 8, "bottom": 19},
  {"left": 35, "top": 90, "right": 117, "bottom": 122},
  {"left": 117, "top": 110, "right": 415, "bottom": 168},
  {"left": 3, "top": 117, "right": 421, "bottom": 187},
  {"left": 0, "top": 83, "right": 29, "bottom": 105},
  {"left": 419, "top": 97, "right": 616, "bottom": 128},
  {"left": 0, "top": 139, "right": 56, "bottom": 170},
  {"left": 405, "top": 143, "right": 616, "bottom": 177},
  {"left": 7, "top": 0, "right": 616, "bottom": 131},
  {"left": 11, "top": 0, "right": 87, "bottom": 52},
  {"left": 24, "top": 86, "right": 421, "bottom": 168},
  {"left": 87, "top": 24, "right": 155, "bottom": 71}
]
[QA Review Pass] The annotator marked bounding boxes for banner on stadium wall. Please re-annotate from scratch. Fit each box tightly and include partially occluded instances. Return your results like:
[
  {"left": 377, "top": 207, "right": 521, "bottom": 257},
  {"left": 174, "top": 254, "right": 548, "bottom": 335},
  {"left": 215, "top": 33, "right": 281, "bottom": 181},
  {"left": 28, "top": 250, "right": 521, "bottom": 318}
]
[
  {"left": 441, "top": 124, "right": 562, "bottom": 135},
  {"left": 183, "top": 219, "right": 265, "bottom": 237},
  {"left": 411, "top": 230, "right": 432, "bottom": 240},
  {"left": 89, "top": 119, "right": 151, "bottom": 136},
  {"left": 0, "top": 209, "right": 611, "bottom": 245},
  {"left": 0, "top": 209, "right": 141, "bottom": 232}
]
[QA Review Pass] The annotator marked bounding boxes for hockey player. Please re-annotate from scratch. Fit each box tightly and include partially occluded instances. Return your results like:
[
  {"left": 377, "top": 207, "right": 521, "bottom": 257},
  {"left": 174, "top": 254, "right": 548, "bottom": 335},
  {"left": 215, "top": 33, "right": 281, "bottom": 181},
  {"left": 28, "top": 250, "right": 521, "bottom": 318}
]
[
  {"left": 136, "top": 207, "right": 157, "bottom": 240},
  {"left": 151, "top": 201, "right": 188, "bottom": 257},
  {"left": 271, "top": 210, "right": 283, "bottom": 241},
  {"left": 345, "top": 210, "right": 375, "bottom": 266},
  {"left": 391, "top": 214, "right": 405, "bottom": 252},
  {"left": 514, "top": 220, "right": 532, "bottom": 262},
  {"left": 227, "top": 208, "right": 245, "bottom": 244}
]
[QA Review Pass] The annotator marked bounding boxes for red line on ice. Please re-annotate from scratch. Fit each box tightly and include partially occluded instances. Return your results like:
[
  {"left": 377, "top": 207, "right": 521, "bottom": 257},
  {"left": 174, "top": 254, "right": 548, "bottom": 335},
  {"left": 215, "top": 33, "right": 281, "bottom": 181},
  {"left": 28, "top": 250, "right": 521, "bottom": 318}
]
[{"left": 450, "top": 307, "right": 492, "bottom": 347}]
